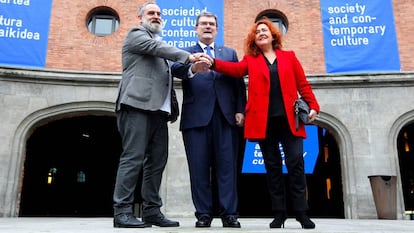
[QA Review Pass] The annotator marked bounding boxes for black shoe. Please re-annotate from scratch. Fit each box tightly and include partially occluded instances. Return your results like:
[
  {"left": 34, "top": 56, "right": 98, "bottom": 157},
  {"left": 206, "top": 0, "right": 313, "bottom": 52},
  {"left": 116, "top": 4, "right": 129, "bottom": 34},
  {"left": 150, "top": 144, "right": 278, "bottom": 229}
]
[
  {"left": 143, "top": 215, "right": 180, "bottom": 227},
  {"left": 295, "top": 212, "right": 315, "bottom": 229},
  {"left": 195, "top": 215, "right": 212, "bottom": 227},
  {"left": 222, "top": 215, "right": 241, "bottom": 228},
  {"left": 113, "top": 213, "right": 150, "bottom": 228},
  {"left": 269, "top": 212, "right": 287, "bottom": 228}
]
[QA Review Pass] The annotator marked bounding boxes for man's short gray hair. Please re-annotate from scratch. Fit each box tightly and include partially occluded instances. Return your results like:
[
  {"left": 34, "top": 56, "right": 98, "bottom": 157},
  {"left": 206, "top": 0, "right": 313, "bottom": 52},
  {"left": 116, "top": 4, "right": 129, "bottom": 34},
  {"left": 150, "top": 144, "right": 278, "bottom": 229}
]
[{"left": 138, "top": 1, "right": 156, "bottom": 16}]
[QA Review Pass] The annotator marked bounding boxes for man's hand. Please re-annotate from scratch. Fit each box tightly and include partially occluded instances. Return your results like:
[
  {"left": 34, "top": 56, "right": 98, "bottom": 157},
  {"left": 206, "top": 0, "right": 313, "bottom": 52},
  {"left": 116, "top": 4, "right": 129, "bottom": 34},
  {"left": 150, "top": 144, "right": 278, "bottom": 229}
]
[
  {"left": 191, "top": 60, "right": 212, "bottom": 73},
  {"left": 189, "top": 53, "right": 212, "bottom": 64},
  {"left": 235, "top": 113, "right": 245, "bottom": 127},
  {"left": 189, "top": 53, "right": 214, "bottom": 73}
]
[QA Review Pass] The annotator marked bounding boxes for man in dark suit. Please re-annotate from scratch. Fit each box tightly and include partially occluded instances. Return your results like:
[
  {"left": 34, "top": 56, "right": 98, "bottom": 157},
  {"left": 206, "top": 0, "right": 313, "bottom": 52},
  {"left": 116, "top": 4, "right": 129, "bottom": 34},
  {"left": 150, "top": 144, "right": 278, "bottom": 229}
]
[
  {"left": 171, "top": 11, "right": 247, "bottom": 228},
  {"left": 113, "top": 2, "right": 210, "bottom": 228}
]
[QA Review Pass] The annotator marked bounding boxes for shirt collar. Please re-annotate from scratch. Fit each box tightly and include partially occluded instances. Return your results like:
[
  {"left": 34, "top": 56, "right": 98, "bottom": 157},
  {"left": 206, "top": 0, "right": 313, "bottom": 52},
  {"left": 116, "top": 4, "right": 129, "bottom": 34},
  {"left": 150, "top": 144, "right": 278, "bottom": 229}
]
[{"left": 199, "top": 41, "right": 215, "bottom": 50}]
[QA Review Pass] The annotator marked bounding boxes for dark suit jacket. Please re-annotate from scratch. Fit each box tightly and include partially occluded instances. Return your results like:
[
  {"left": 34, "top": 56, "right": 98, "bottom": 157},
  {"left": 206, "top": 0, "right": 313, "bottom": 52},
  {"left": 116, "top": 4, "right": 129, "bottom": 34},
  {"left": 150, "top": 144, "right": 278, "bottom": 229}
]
[{"left": 171, "top": 44, "right": 246, "bottom": 131}]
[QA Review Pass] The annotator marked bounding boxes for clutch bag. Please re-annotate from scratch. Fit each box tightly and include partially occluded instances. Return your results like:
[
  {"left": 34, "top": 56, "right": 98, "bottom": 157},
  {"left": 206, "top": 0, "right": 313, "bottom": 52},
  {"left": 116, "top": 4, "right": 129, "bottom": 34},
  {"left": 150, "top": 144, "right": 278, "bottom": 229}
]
[{"left": 294, "top": 98, "right": 309, "bottom": 131}]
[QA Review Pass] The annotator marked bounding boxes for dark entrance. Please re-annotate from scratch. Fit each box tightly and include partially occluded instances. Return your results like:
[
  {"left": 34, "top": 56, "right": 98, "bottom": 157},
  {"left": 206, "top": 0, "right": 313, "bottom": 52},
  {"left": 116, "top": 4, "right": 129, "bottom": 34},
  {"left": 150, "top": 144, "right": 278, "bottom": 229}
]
[
  {"left": 397, "top": 123, "right": 414, "bottom": 215},
  {"left": 237, "top": 126, "right": 344, "bottom": 218},
  {"left": 19, "top": 115, "right": 121, "bottom": 217}
]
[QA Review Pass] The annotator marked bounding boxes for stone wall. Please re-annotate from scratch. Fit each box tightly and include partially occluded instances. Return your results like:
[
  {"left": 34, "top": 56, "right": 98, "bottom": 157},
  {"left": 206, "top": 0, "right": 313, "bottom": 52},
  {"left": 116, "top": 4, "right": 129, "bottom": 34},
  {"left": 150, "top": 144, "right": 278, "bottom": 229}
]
[{"left": 1, "top": 67, "right": 414, "bottom": 219}]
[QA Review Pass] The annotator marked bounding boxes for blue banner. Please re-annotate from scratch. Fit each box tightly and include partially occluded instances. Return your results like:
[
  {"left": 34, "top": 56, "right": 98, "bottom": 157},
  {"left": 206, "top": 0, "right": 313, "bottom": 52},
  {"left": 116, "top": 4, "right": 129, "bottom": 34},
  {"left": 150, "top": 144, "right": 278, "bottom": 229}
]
[
  {"left": 242, "top": 125, "right": 319, "bottom": 174},
  {"left": 0, "top": 0, "right": 53, "bottom": 68},
  {"left": 320, "top": 0, "right": 400, "bottom": 73},
  {"left": 157, "top": 0, "right": 224, "bottom": 48}
]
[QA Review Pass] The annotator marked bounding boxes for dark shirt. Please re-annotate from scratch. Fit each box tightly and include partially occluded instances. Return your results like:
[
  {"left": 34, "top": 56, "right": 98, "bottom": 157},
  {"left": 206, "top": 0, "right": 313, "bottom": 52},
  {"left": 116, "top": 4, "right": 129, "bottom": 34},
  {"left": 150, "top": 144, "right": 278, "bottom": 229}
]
[{"left": 265, "top": 57, "right": 285, "bottom": 117}]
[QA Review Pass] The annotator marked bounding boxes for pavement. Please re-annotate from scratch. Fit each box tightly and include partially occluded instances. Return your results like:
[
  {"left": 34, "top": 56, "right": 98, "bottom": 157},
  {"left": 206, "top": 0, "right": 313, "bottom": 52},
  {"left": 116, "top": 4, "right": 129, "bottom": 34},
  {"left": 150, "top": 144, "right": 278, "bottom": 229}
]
[{"left": 0, "top": 217, "right": 413, "bottom": 233}]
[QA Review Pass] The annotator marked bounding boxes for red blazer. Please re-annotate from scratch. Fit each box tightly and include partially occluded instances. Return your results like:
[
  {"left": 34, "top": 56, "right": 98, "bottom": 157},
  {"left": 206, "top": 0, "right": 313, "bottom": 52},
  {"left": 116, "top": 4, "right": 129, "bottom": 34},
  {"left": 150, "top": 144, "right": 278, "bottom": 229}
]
[{"left": 214, "top": 49, "right": 320, "bottom": 139}]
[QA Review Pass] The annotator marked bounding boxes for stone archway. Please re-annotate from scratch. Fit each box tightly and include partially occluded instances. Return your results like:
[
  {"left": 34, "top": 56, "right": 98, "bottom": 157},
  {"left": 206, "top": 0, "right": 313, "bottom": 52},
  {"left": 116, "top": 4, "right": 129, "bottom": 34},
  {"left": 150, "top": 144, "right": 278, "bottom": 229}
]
[
  {"left": 390, "top": 110, "right": 414, "bottom": 217},
  {"left": 396, "top": 123, "right": 414, "bottom": 216},
  {"left": 5, "top": 102, "right": 116, "bottom": 217},
  {"left": 315, "top": 112, "right": 356, "bottom": 218},
  {"left": 20, "top": 115, "right": 121, "bottom": 216},
  {"left": 236, "top": 112, "right": 354, "bottom": 218}
]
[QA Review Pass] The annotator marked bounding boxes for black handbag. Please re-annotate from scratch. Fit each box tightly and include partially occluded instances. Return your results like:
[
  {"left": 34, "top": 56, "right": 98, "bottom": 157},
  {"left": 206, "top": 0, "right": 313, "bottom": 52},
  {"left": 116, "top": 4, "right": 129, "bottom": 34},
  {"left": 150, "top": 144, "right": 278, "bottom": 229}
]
[
  {"left": 168, "top": 89, "right": 180, "bottom": 123},
  {"left": 294, "top": 98, "right": 309, "bottom": 131}
]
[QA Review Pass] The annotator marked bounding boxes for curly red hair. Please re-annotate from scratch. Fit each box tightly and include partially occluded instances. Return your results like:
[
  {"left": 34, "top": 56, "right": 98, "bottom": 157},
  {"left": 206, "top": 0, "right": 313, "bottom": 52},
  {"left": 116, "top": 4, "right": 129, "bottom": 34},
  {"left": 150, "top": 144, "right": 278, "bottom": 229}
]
[{"left": 244, "top": 18, "right": 283, "bottom": 57}]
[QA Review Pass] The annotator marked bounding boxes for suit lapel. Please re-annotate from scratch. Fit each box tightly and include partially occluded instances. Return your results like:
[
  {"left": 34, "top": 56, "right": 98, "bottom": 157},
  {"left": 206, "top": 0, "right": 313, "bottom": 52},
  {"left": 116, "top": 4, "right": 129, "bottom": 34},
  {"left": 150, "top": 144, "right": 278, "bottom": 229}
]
[
  {"left": 214, "top": 46, "right": 222, "bottom": 59},
  {"left": 191, "top": 44, "right": 203, "bottom": 54},
  {"left": 275, "top": 50, "right": 285, "bottom": 84}
]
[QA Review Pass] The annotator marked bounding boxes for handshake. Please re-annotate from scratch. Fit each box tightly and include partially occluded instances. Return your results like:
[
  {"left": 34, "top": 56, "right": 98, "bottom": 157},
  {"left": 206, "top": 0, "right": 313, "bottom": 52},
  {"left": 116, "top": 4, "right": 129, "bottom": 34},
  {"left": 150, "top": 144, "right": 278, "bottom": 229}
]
[{"left": 188, "top": 53, "right": 215, "bottom": 73}]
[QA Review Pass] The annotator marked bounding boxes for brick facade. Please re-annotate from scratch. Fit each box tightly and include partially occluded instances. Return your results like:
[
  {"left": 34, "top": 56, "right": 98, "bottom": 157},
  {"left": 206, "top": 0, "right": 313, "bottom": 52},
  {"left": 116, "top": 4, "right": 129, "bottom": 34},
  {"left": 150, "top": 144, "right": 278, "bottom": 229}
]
[{"left": 45, "top": 0, "right": 414, "bottom": 73}]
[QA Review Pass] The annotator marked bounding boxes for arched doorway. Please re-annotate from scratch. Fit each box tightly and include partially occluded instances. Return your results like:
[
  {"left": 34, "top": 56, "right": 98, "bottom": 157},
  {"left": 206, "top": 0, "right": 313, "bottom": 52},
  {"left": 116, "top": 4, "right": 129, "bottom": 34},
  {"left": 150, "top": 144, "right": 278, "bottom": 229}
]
[
  {"left": 19, "top": 115, "right": 121, "bottom": 216},
  {"left": 397, "top": 122, "right": 414, "bottom": 216},
  {"left": 237, "top": 126, "right": 344, "bottom": 218},
  {"left": 307, "top": 127, "right": 344, "bottom": 218}
]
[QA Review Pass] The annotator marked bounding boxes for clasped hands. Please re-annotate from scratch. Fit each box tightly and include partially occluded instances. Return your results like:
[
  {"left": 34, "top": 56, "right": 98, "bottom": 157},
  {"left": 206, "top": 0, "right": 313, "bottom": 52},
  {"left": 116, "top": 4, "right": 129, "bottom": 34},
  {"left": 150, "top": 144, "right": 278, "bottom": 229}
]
[{"left": 188, "top": 53, "right": 214, "bottom": 73}]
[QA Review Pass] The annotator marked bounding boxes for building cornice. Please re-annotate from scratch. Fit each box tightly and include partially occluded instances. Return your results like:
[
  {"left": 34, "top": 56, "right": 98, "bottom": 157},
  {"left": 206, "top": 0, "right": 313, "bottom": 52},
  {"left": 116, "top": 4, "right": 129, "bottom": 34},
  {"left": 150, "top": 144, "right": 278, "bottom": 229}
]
[
  {"left": 0, "top": 66, "right": 121, "bottom": 87},
  {"left": 1, "top": 66, "right": 414, "bottom": 89}
]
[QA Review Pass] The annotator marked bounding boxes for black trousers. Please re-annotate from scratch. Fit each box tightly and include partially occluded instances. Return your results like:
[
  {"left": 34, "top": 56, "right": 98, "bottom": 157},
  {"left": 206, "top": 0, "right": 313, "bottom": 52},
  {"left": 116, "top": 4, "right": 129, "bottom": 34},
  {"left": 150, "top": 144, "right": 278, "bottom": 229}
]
[
  {"left": 113, "top": 105, "right": 169, "bottom": 218},
  {"left": 258, "top": 116, "right": 309, "bottom": 214}
]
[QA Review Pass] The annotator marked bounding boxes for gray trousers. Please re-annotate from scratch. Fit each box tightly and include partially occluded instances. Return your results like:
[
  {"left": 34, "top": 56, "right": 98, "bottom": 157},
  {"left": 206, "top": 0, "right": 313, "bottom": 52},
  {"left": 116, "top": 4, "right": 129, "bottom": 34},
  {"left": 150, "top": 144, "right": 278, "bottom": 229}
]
[{"left": 113, "top": 105, "right": 168, "bottom": 218}]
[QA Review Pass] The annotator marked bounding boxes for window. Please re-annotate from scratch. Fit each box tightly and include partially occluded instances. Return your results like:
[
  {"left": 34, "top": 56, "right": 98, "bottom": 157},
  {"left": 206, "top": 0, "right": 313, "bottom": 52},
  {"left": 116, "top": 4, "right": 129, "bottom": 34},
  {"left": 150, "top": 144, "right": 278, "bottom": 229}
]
[
  {"left": 87, "top": 7, "right": 120, "bottom": 36},
  {"left": 268, "top": 18, "right": 287, "bottom": 35},
  {"left": 255, "top": 10, "right": 289, "bottom": 35}
]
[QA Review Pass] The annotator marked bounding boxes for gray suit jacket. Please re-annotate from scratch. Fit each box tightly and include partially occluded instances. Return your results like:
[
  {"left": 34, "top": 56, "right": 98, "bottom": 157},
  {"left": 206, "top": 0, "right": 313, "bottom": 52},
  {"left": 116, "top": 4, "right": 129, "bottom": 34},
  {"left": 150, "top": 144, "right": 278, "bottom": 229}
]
[{"left": 115, "top": 26, "right": 191, "bottom": 112}]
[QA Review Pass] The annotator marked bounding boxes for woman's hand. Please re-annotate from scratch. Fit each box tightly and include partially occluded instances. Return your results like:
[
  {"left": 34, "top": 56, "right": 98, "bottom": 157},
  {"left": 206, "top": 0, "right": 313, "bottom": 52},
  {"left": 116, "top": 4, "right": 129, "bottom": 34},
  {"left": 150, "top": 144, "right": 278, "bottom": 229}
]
[{"left": 308, "top": 109, "right": 318, "bottom": 123}]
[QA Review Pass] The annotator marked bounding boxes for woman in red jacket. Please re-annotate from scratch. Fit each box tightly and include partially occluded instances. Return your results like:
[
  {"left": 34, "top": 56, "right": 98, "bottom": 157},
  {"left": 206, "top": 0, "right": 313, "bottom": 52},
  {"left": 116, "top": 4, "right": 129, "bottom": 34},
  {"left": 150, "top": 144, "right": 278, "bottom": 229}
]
[{"left": 210, "top": 18, "right": 320, "bottom": 229}]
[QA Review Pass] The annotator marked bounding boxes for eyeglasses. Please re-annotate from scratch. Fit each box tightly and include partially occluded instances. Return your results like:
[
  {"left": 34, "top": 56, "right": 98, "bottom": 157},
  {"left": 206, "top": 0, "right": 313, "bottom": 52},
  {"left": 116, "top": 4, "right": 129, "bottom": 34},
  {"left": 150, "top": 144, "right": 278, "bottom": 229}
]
[{"left": 198, "top": 21, "right": 216, "bottom": 27}]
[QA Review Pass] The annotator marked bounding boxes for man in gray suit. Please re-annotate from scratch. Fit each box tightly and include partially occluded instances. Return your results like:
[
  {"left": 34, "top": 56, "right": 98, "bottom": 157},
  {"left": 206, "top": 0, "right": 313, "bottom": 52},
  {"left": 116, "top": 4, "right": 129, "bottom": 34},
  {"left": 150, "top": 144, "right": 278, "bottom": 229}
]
[{"left": 113, "top": 1, "right": 210, "bottom": 228}]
